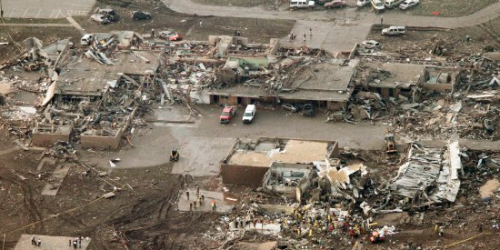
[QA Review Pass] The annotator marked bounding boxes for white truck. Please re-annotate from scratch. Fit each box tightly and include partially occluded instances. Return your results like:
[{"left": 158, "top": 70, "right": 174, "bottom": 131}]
[{"left": 290, "top": 0, "right": 315, "bottom": 10}]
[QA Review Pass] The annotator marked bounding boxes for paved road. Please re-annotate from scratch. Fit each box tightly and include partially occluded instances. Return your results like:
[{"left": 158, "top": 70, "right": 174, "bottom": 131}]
[
  {"left": 2, "top": 0, "right": 95, "bottom": 19},
  {"left": 164, "top": 0, "right": 500, "bottom": 54},
  {"left": 0, "top": 23, "right": 72, "bottom": 27},
  {"left": 164, "top": 0, "right": 500, "bottom": 28}
]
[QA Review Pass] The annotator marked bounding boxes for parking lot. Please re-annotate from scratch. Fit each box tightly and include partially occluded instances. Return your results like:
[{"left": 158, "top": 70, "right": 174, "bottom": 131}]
[
  {"left": 83, "top": 105, "right": 388, "bottom": 170},
  {"left": 2, "top": 0, "right": 95, "bottom": 18}
]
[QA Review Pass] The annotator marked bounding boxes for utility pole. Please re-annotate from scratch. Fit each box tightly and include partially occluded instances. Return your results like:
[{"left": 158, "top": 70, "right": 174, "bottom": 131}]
[{"left": 0, "top": 0, "right": 4, "bottom": 19}]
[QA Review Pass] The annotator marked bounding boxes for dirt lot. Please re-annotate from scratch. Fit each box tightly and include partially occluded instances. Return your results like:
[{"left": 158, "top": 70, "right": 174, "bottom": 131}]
[
  {"left": 73, "top": 0, "right": 295, "bottom": 43},
  {"left": 0, "top": 133, "right": 221, "bottom": 249}
]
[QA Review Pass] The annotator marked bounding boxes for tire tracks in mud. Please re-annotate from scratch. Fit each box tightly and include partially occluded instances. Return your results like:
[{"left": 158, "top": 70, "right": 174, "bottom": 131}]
[
  {"left": 1, "top": 173, "right": 44, "bottom": 231},
  {"left": 98, "top": 175, "right": 190, "bottom": 249}
]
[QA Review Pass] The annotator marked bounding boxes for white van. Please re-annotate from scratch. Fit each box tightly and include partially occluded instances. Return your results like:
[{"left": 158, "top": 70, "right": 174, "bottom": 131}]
[
  {"left": 290, "top": 0, "right": 315, "bottom": 10},
  {"left": 381, "top": 26, "right": 406, "bottom": 36},
  {"left": 242, "top": 104, "right": 256, "bottom": 124},
  {"left": 80, "top": 34, "right": 94, "bottom": 46},
  {"left": 371, "top": 0, "right": 385, "bottom": 12},
  {"left": 384, "top": 0, "right": 404, "bottom": 9}
]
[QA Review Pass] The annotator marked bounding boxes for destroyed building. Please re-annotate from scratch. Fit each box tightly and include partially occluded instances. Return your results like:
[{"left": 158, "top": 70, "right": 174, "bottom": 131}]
[
  {"left": 358, "top": 61, "right": 425, "bottom": 99},
  {"left": 388, "top": 141, "right": 462, "bottom": 206},
  {"left": 33, "top": 50, "right": 160, "bottom": 149},
  {"left": 205, "top": 59, "right": 357, "bottom": 110},
  {"left": 262, "top": 162, "right": 318, "bottom": 201},
  {"left": 221, "top": 138, "right": 339, "bottom": 187},
  {"left": 421, "top": 66, "right": 460, "bottom": 93}
]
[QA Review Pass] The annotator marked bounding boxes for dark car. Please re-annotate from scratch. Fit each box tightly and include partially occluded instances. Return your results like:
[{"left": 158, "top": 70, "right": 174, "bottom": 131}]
[
  {"left": 302, "top": 103, "right": 316, "bottom": 117},
  {"left": 220, "top": 106, "right": 236, "bottom": 124},
  {"left": 132, "top": 11, "right": 152, "bottom": 20}
]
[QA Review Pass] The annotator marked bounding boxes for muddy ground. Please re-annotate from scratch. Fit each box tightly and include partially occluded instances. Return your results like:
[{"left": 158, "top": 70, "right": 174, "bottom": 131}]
[
  {"left": 2, "top": 120, "right": 500, "bottom": 249},
  {"left": 368, "top": 19, "right": 500, "bottom": 58},
  {"left": 73, "top": 0, "right": 295, "bottom": 43},
  {"left": 0, "top": 137, "right": 222, "bottom": 249}
]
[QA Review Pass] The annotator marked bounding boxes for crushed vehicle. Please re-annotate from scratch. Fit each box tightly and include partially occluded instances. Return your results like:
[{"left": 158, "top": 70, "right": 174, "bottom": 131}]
[
  {"left": 381, "top": 26, "right": 406, "bottom": 35},
  {"left": 356, "top": 0, "right": 371, "bottom": 7},
  {"left": 132, "top": 11, "right": 152, "bottom": 20},
  {"left": 384, "top": 0, "right": 404, "bottom": 8},
  {"left": 94, "top": 8, "right": 120, "bottom": 21},
  {"left": 80, "top": 34, "right": 94, "bottom": 46},
  {"left": 324, "top": 0, "right": 347, "bottom": 8},
  {"left": 361, "top": 40, "right": 381, "bottom": 49},
  {"left": 302, "top": 103, "right": 316, "bottom": 117},
  {"left": 290, "top": 0, "right": 315, "bottom": 10},
  {"left": 159, "top": 30, "right": 183, "bottom": 41},
  {"left": 90, "top": 14, "right": 110, "bottom": 25},
  {"left": 399, "top": 0, "right": 419, "bottom": 10},
  {"left": 371, "top": 0, "right": 385, "bottom": 12},
  {"left": 220, "top": 106, "right": 236, "bottom": 124}
]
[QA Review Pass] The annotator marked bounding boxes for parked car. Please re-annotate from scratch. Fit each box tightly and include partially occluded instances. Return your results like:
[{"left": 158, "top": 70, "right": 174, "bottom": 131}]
[
  {"left": 220, "top": 106, "right": 236, "bottom": 124},
  {"left": 381, "top": 26, "right": 406, "bottom": 36},
  {"left": 281, "top": 103, "right": 301, "bottom": 113},
  {"left": 399, "top": 0, "right": 419, "bottom": 10},
  {"left": 324, "top": 0, "right": 347, "bottom": 8},
  {"left": 302, "top": 103, "right": 316, "bottom": 117},
  {"left": 132, "top": 11, "right": 152, "bottom": 20},
  {"left": 90, "top": 14, "right": 110, "bottom": 25},
  {"left": 94, "top": 8, "right": 120, "bottom": 21},
  {"left": 159, "top": 30, "right": 183, "bottom": 41},
  {"left": 290, "top": 0, "right": 315, "bottom": 10},
  {"left": 361, "top": 40, "right": 381, "bottom": 49},
  {"left": 356, "top": 0, "right": 371, "bottom": 7},
  {"left": 242, "top": 104, "right": 256, "bottom": 124},
  {"left": 371, "top": 0, "right": 385, "bottom": 12},
  {"left": 384, "top": 0, "right": 404, "bottom": 8}
]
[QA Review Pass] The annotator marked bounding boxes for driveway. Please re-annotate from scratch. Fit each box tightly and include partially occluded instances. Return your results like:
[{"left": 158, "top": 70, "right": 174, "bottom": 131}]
[{"left": 2, "top": 0, "right": 95, "bottom": 18}]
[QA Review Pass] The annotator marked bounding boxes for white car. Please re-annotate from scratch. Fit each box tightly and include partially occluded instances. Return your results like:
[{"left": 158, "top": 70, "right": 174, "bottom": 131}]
[
  {"left": 361, "top": 40, "right": 381, "bottom": 49},
  {"left": 371, "top": 0, "right": 385, "bottom": 12},
  {"left": 399, "top": 0, "right": 419, "bottom": 10},
  {"left": 384, "top": 0, "right": 404, "bottom": 9},
  {"left": 381, "top": 26, "right": 406, "bottom": 36},
  {"left": 90, "top": 14, "right": 110, "bottom": 25},
  {"left": 356, "top": 0, "right": 370, "bottom": 7}
]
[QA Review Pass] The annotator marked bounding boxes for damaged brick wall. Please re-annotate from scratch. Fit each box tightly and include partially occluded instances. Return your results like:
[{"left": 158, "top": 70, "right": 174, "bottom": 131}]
[
  {"left": 32, "top": 133, "right": 70, "bottom": 147},
  {"left": 221, "top": 164, "right": 269, "bottom": 187}
]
